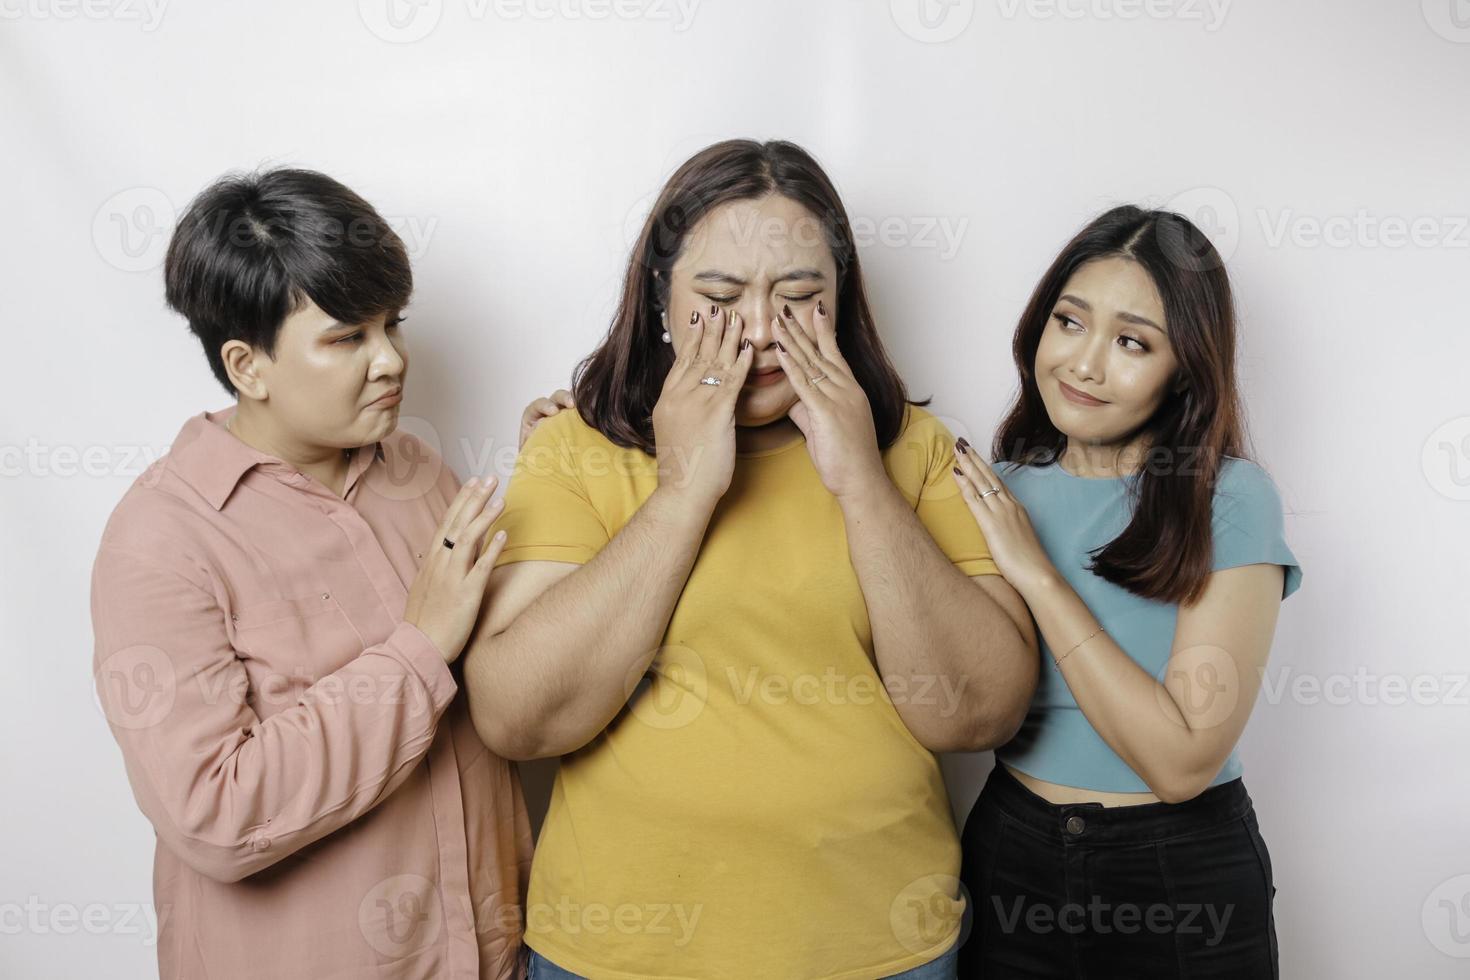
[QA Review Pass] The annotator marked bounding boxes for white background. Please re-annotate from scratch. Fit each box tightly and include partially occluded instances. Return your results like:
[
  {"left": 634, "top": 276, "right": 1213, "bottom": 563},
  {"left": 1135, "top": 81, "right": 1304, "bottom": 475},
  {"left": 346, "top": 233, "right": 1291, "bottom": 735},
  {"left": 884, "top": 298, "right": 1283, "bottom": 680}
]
[{"left": 4, "top": 0, "right": 1469, "bottom": 976}]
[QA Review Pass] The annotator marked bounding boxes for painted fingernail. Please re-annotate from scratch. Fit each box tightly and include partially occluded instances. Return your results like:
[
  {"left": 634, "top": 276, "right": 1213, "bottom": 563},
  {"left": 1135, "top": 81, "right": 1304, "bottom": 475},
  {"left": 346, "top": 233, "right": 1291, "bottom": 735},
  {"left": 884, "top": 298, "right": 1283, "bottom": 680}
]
[
  {"left": 783, "top": 303, "right": 793, "bottom": 319},
  {"left": 689, "top": 310, "right": 699, "bottom": 325},
  {"left": 776, "top": 341, "right": 787, "bottom": 353},
  {"left": 710, "top": 304, "right": 719, "bottom": 317},
  {"left": 817, "top": 300, "right": 827, "bottom": 317},
  {"left": 956, "top": 437, "right": 970, "bottom": 454},
  {"left": 953, "top": 466, "right": 962, "bottom": 476},
  {"left": 741, "top": 339, "right": 752, "bottom": 350}
]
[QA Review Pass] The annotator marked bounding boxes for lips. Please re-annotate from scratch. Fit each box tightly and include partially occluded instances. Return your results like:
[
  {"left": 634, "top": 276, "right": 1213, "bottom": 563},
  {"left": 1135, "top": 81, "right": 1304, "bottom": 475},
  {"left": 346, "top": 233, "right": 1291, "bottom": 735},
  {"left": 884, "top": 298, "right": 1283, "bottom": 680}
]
[
  {"left": 1057, "top": 380, "right": 1106, "bottom": 405},
  {"left": 745, "top": 366, "right": 785, "bottom": 387},
  {"left": 367, "top": 388, "right": 403, "bottom": 406}
]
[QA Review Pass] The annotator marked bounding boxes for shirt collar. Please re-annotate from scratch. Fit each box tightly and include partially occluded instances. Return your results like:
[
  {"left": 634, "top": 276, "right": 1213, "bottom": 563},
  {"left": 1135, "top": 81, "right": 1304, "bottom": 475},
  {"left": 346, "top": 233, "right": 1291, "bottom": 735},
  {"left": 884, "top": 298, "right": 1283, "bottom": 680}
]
[{"left": 170, "top": 405, "right": 386, "bottom": 510}]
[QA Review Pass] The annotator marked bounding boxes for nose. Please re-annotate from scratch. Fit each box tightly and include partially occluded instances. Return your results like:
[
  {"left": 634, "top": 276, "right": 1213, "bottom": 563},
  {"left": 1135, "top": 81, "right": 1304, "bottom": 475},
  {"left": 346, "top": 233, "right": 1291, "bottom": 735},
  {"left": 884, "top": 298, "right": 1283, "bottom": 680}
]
[
  {"left": 735, "top": 298, "right": 778, "bottom": 350},
  {"left": 1067, "top": 329, "right": 1108, "bottom": 385},
  {"left": 368, "top": 328, "right": 406, "bottom": 381}
]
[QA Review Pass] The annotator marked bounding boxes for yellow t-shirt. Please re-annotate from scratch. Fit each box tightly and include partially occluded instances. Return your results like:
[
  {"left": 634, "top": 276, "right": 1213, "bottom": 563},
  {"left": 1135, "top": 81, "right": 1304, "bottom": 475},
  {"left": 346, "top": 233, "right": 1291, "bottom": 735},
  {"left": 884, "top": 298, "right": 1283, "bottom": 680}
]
[{"left": 490, "top": 403, "right": 999, "bottom": 980}]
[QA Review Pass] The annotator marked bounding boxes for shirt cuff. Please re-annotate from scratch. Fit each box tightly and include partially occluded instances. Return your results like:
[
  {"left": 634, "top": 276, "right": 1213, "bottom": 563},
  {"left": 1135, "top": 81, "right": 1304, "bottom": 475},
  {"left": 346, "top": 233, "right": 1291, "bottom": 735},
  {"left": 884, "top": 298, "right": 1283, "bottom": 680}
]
[{"left": 384, "top": 620, "right": 459, "bottom": 715}]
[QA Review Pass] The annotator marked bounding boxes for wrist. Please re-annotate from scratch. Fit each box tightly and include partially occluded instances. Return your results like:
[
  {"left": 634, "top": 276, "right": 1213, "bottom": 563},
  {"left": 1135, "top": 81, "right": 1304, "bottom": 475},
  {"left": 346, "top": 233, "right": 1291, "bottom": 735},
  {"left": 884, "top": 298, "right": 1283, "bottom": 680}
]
[
  {"left": 835, "top": 466, "right": 899, "bottom": 513},
  {"left": 1016, "top": 564, "right": 1066, "bottom": 603},
  {"left": 650, "top": 484, "right": 719, "bottom": 526}
]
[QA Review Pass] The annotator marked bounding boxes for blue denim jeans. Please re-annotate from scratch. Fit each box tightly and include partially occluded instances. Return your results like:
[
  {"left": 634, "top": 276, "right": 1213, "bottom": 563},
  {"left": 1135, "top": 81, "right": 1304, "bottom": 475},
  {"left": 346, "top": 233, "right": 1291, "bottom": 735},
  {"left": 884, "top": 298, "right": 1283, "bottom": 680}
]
[{"left": 526, "top": 942, "right": 959, "bottom": 979}]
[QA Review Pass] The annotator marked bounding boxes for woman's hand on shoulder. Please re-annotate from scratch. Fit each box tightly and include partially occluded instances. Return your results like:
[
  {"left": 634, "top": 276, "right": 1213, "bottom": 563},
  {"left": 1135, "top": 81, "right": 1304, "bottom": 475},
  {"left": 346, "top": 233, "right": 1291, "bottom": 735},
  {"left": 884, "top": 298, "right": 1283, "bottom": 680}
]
[{"left": 519, "top": 389, "right": 575, "bottom": 450}]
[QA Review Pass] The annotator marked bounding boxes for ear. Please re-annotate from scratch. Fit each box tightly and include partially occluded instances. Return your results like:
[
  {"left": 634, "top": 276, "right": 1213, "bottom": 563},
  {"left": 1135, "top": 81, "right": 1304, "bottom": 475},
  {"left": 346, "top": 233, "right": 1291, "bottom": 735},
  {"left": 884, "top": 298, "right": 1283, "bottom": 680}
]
[{"left": 221, "top": 340, "right": 268, "bottom": 401}]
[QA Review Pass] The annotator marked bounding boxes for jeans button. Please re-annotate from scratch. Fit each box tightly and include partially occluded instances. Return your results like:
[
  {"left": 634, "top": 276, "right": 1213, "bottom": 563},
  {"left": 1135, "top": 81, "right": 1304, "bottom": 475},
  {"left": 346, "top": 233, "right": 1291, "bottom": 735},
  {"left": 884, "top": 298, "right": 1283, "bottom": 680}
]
[{"left": 1065, "top": 814, "right": 1086, "bottom": 835}]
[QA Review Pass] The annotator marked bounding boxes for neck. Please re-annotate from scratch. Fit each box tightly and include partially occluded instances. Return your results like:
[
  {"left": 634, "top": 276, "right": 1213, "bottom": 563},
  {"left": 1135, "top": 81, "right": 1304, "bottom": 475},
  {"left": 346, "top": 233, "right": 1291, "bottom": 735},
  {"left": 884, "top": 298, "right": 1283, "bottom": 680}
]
[
  {"left": 227, "top": 404, "right": 353, "bottom": 497},
  {"left": 1059, "top": 436, "right": 1150, "bottom": 478},
  {"left": 736, "top": 416, "right": 803, "bottom": 454}
]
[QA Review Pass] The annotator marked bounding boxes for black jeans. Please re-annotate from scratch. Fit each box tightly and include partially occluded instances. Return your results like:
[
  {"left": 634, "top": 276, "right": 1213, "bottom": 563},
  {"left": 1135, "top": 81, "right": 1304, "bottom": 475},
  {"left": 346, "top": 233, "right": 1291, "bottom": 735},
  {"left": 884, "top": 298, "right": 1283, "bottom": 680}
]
[{"left": 957, "top": 764, "right": 1278, "bottom": 979}]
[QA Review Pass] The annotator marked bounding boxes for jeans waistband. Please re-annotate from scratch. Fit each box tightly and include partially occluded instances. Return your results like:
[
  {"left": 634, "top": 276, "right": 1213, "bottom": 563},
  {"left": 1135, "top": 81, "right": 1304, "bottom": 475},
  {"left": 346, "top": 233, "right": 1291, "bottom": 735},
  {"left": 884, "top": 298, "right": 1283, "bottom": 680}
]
[{"left": 982, "top": 763, "right": 1254, "bottom": 846}]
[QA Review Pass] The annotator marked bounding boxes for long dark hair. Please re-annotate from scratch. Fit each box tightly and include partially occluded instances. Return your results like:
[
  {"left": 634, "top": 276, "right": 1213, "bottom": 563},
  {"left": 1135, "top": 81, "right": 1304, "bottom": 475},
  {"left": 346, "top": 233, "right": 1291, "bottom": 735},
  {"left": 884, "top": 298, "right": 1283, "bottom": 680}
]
[
  {"left": 572, "top": 139, "right": 927, "bottom": 453},
  {"left": 993, "top": 205, "right": 1250, "bottom": 605}
]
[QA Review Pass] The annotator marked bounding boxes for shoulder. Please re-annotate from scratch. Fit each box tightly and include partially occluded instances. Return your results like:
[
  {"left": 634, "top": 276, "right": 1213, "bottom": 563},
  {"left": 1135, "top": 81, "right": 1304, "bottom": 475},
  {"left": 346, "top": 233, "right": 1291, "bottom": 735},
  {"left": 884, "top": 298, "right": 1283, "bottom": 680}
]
[
  {"left": 883, "top": 403, "right": 955, "bottom": 463},
  {"left": 1212, "top": 457, "right": 1288, "bottom": 528},
  {"left": 880, "top": 404, "right": 959, "bottom": 489},
  {"left": 95, "top": 459, "right": 214, "bottom": 590},
  {"left": 521, "top": 405, "right": 615, "bottom": 452},
  {"left": 512, "top": 406, "right": 647, "bottom": 486}
]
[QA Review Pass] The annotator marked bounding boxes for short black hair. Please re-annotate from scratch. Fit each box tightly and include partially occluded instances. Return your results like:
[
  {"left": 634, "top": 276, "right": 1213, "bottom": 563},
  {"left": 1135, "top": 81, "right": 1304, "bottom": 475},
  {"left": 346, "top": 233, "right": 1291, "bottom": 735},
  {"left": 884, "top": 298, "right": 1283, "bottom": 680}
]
[{"left": 164, "top": 168, "right": 413, "bottom": 394}]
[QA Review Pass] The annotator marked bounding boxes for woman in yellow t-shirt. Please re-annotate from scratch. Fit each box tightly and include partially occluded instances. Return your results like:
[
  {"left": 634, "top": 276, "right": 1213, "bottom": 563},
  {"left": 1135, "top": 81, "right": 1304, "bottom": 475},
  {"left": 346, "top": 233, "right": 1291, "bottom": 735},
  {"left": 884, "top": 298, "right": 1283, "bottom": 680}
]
[{"left": 464, "top": 139, "right": 1038, "bottom": 980}]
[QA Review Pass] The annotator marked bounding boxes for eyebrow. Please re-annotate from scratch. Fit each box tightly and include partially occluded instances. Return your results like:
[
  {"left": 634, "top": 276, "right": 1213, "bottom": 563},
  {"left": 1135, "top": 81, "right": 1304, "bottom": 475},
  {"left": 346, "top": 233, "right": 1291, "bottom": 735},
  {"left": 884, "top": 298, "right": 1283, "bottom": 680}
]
[
  {"left": 1057, "top": 293, "right": 1166, "bottom": 334},
  {"left": 692, "top": 268, "right": 827, "bottom": 286}
]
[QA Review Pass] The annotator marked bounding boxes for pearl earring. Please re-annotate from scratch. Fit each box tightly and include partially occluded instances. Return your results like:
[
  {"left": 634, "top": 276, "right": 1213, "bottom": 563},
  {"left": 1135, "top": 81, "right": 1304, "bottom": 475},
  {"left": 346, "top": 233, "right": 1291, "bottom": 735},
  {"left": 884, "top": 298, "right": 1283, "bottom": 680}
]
[{"left": 660, "top": 309, "right": 671, "bottom": 343}]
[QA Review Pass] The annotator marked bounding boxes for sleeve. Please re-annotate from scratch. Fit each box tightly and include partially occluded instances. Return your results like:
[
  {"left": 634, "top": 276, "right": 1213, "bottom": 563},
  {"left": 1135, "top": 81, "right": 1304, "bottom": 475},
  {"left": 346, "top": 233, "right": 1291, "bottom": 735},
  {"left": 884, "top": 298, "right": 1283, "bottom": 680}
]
[
  {"left": 1211, "top": 460, "right": 1303, "bottom": 599},
  {"left": 489, "top": 412, "right": 611, "bottom": 567},
  {"left": 895, "top": 412, "right": 1001, "bottom": 577},
  {"left": 90, "top": 542, "right": 459, "bottom": 884}
]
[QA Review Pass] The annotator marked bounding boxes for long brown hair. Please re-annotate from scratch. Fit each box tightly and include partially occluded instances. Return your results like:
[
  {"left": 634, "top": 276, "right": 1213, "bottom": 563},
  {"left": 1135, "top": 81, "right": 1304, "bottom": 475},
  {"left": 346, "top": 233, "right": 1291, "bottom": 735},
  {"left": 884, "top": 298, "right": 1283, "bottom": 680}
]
[
  {"left": 992, "top": 205, "right": 1250, "bottom": 605},
  {"left": 572, "top": 139, "right": 927, "bottom": 453}
]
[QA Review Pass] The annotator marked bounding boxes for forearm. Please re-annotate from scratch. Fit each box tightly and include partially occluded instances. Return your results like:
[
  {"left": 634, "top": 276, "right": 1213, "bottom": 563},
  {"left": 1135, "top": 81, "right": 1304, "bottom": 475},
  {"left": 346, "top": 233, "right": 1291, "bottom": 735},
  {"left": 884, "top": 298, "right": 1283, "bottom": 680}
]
[
  {"left": 841, "top": 480, "right": 1034, "bottom": 752},
  {"left": 464, "top": 487, "right": 712, "bottom": 759},
  {"left": 1020, "top": 574, "right": 1215, "bottom": 800}
]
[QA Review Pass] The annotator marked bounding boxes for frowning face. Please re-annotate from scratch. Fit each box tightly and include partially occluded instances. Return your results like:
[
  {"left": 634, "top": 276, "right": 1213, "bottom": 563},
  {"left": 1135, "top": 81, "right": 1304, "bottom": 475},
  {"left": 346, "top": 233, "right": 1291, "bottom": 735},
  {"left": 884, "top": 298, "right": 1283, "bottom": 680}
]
[{"left": 664, "top": 193, "right": 839, "bottom": 428}]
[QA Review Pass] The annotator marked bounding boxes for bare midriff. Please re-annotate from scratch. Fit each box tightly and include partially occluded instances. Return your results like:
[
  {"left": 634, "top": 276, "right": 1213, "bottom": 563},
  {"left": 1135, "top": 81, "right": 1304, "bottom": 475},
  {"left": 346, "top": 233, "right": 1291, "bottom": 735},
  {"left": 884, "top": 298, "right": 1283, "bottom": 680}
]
[{"left": 1002, "top": 761, "right": 1164, "bottom": 808}]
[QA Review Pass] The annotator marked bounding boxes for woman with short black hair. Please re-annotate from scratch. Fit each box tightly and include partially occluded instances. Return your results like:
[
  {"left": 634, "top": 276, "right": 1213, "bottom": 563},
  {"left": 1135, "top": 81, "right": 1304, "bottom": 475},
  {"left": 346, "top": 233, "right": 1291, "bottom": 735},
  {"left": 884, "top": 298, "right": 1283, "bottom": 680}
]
[{"left": 91, "top": 167, "right": 538, "bottom": 980}]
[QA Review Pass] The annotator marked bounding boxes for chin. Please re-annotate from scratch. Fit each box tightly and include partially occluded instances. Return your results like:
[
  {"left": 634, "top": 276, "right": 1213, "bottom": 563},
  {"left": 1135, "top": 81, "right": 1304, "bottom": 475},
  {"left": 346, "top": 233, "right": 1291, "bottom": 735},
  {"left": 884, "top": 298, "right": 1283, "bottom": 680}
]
[{"left": 735, "top": 395, "right": 796, "bottom": 428}]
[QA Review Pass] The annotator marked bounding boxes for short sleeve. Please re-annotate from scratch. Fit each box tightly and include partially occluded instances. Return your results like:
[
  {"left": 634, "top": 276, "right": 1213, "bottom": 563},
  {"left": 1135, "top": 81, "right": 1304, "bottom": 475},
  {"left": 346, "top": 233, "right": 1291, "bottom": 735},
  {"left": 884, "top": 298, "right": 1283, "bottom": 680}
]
[
  {"left": 1211, "top": 459, "right": 1303, "bottom": 599},
  {"left": 489, "top": 410, "right": 611, "bottom": 567},
  {"left": 891, "top": 410, "right": 1001, "bottom": 577}
]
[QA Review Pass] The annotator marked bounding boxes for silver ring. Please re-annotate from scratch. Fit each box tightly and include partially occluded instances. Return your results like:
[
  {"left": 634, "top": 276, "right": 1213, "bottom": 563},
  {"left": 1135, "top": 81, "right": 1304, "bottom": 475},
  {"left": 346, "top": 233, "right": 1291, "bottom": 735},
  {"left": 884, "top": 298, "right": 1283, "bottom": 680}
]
[
  {"left": 699, "top": 376, "right": 722, "bottom": 386},
  {"left": 808, "top": 373, "right": 828, "bottom": 385},
  {"left": 979, "top": 487, "right": 1001, "bottom": 499}
]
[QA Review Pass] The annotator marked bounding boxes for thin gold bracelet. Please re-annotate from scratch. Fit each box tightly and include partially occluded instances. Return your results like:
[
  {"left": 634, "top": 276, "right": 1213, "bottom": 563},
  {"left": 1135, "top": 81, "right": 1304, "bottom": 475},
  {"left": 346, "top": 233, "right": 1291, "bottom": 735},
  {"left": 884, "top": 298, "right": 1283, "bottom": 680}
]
[{"left": 1053, "top": 626, "right": 1105, "bottom": 669}]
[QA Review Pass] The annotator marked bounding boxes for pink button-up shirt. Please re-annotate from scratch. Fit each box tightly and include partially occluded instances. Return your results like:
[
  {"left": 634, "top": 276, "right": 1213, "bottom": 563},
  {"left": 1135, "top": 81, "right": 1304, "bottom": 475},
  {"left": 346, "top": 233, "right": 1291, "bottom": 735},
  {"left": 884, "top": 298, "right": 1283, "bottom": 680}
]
[{"left": 91, "top": 406, "right": 533, "bottom": 980}]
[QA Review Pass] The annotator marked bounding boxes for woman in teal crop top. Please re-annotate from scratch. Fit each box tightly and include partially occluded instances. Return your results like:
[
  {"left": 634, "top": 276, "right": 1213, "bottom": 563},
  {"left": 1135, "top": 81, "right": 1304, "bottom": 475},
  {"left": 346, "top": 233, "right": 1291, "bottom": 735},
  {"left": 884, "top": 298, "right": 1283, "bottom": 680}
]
[{"left": 950, "top": 205, "right": 1300, "bottom": 978}]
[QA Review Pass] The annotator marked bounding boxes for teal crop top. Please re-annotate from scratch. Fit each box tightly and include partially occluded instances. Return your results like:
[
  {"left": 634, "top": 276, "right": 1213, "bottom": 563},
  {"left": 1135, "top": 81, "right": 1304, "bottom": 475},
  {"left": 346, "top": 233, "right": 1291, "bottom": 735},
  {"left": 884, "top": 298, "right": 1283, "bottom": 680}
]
[{"left": 992, "top": 455, "right": 1303, "bottom": 793}]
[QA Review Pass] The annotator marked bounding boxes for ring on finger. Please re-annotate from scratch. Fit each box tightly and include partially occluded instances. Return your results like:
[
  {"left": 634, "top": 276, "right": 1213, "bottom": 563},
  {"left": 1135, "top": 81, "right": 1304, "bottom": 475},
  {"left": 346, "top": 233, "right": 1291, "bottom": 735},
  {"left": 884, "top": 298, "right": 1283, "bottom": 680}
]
[{"left": 979, "top": 487, "right": 1001, "bottom": 498}]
